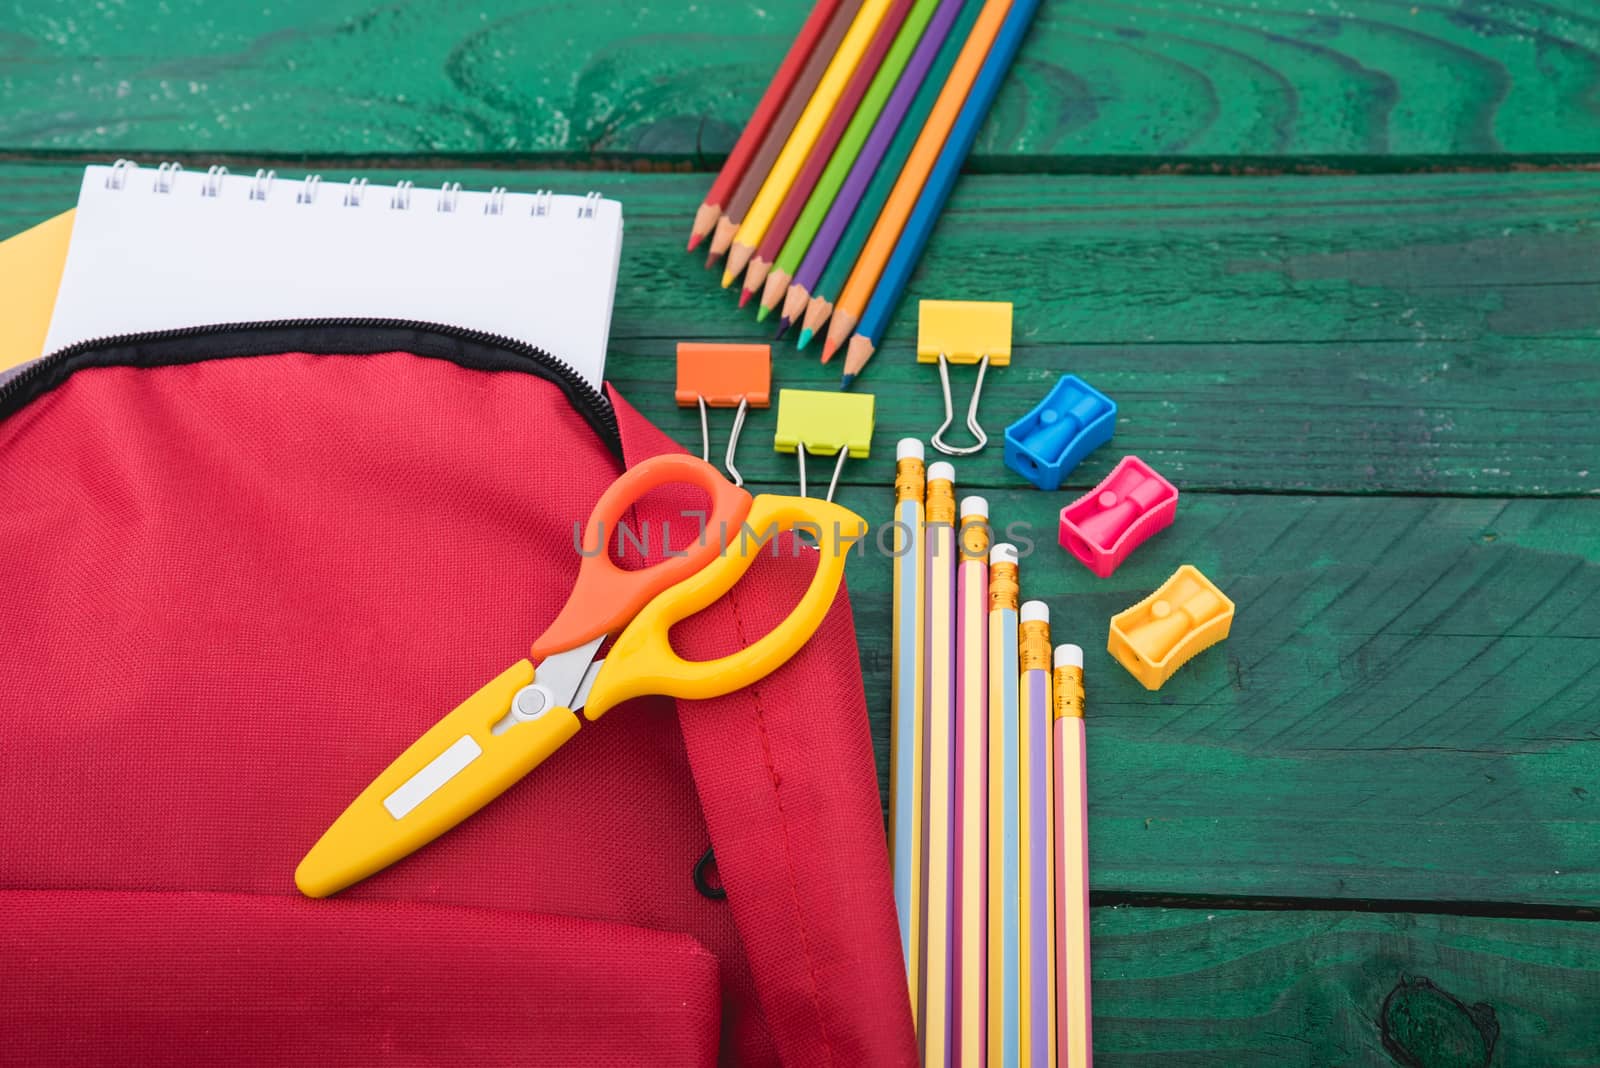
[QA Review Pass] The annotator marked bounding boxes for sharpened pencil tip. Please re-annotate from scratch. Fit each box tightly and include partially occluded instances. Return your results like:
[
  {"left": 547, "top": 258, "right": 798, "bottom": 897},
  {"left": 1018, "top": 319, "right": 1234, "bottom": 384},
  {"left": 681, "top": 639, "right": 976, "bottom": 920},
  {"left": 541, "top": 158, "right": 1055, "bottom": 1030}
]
[
  {"left": 686, "top": 234, "right": 703, "bottom": 253},
  {"left": 720, "top": 271, "right": 735, "bottom": 289},
  {"left": 774, "top": 317, "right": 791, "bottom": 341},
  {"left": 704, "top": 251, "right": 719, "bottom": 269},
  {"left": 839, "top": 373, "right": 855, "bottom": 390},
  {"left": 796, "top": 327, "right": 814, "bottom": 350},
  {"left": 820, "top": 336, "right": 839, "bottom": 363},
  {"left": 755, "top": 303, "right": 770, "bottom": 322},
  {"left": 738, "top": 287, "right": 754, "bottom": 309}
]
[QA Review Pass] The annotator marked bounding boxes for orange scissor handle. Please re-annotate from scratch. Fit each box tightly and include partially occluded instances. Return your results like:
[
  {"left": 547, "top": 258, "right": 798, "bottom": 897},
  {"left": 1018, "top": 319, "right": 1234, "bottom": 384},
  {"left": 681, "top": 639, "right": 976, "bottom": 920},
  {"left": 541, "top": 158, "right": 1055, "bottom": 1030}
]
[
  {"left": 531, "top": 453, "right": 753, "bottom": 659},
  {"left": 581, "top": 493, "right": 867, "bottom": 719}
]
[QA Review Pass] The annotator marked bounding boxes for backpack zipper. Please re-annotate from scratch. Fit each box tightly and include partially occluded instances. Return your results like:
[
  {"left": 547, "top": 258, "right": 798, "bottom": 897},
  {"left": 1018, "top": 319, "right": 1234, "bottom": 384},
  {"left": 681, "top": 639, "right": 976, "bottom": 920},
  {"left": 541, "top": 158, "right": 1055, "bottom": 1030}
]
[{"left": 0, "top": 317, "right": 622, "bottom": 455}]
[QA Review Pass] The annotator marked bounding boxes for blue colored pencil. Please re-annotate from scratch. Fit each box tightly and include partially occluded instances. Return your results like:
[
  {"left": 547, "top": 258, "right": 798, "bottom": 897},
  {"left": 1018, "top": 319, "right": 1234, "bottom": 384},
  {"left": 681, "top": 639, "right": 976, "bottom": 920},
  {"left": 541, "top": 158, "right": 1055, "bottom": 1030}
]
[{"left": 838, "top": 0, "right": 1040, "bottom": 387}]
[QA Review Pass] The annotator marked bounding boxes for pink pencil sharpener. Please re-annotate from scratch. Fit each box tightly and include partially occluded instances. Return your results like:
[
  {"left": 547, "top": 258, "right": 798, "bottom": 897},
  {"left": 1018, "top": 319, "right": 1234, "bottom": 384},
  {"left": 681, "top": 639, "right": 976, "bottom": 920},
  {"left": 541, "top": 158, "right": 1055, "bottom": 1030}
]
[{"left": 1058, "top": 456, "right": 1178, "bottom": 577}]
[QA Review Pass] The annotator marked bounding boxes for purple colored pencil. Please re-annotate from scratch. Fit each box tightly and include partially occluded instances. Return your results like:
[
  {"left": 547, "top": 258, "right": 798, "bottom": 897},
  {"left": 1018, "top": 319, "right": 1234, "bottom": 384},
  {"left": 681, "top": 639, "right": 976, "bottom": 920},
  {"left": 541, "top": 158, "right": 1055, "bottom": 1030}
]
[{"left": 792, "top": 0, "right": 964, "bottom": 295}]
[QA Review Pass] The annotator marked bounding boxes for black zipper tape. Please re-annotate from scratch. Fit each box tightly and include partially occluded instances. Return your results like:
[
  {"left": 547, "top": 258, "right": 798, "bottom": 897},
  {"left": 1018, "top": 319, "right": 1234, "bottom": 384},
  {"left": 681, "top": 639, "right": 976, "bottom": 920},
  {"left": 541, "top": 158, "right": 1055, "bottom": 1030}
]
[{"left": 0, "top": 319, "right": 623, "bottom": 459}]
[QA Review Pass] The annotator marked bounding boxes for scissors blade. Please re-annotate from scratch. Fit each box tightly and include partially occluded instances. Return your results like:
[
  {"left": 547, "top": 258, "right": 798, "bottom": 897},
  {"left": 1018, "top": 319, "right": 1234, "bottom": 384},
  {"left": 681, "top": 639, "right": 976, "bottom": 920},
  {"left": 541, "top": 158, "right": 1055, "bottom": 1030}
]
[{"left": 529, "top": 636, "right": 605, "bottom": 710}]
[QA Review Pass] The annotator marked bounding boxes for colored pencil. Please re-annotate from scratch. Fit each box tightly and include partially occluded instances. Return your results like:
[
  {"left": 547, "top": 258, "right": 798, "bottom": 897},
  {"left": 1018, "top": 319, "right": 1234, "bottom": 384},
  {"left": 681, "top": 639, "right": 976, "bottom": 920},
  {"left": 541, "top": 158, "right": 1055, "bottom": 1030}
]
[
  {"left": 987, "top": 543, "right": 1021, "bottom": 1068},
  {"left": 920, "top": 461, "right": 958, "bottom": 1065},
  {"left": 752, "top": 0, "right": 940, "bottom": 316},
  {"left": 891, "top": 439, "right": 928, "bottom": 1023},
  {"left": 688, "top": 0, "right": 843, "bottom": 252},
  {"left": 1054, "top": 643, "right": 1091, "bottom": 1068},
  {"left": 721, "top": 0, "right": 896, "bottom": 286},
  {"left": 1018, "top": 601, "right": 1053, "bottom": 1068},
  {"left": 840, "top": 0, "right": 1040, "bottom": 384},
  {"left": 708, "top": 0, "right": 864, "bottom": 263},
  {"left": 951, "top": 495, "right": 989, "bottom": 1065},
  {"left": 818, "top": 0, "right": 1013, "bottom": 363},
  {"left": 794, "top": 0, "right": 981, "bottom": 348}
]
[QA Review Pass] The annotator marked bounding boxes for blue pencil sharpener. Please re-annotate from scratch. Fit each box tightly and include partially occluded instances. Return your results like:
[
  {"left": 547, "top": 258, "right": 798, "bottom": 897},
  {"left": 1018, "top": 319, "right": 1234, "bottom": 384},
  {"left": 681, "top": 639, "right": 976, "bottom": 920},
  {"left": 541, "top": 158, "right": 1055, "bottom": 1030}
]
[{"left": 1003, "top": 374, "right": 1116, "bottom": 490}]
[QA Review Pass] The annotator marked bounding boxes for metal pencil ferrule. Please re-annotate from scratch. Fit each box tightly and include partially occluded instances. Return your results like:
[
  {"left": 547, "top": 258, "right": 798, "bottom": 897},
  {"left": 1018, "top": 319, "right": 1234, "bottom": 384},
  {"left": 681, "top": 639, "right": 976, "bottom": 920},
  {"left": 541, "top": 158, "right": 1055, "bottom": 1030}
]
[
  {"left": 894, "top": 456, "right": 925, "bottom": 504},
  {"left": 989, "top": 560, "right": 1019, "bottom": 612},
  {"left": 1054, "top": 665, "right": 1084, "bottom": 720},
  {"left": 1019, "top": 619, "right": 1051, "bottom": 672}
]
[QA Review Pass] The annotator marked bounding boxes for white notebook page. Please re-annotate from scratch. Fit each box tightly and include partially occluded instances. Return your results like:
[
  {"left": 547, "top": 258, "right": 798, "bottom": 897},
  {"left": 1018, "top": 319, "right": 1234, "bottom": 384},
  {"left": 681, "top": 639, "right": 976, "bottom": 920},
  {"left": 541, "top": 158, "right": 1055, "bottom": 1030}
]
[{"left": 45, "top": 164, "right": 623, "bottom": 390}]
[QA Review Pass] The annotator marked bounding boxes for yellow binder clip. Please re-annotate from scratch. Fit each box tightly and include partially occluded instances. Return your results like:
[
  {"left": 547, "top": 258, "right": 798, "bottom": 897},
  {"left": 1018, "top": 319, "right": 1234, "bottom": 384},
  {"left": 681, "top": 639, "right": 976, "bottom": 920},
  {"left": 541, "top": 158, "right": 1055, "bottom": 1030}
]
[
  {"left": 774, "top": 388, "right": 874, "bottom": 501},
  {"left": 918, "top": 300, "right": 1012, "bottom": 457},
  {"left": 1108, "top": 564, "right": 1235, "bottom": 690}
]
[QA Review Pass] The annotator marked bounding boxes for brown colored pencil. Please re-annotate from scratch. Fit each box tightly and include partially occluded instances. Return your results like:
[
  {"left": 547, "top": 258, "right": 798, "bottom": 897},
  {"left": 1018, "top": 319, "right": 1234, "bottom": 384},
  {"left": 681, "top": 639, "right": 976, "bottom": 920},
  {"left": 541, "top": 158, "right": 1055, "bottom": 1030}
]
[{"left": 708, "top": 0, "right": 866, "bottom": 262}]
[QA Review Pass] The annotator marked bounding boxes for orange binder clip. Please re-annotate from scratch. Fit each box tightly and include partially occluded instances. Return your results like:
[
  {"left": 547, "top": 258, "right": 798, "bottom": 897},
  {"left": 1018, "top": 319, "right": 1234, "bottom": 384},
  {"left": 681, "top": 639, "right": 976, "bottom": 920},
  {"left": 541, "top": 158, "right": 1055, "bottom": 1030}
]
[{"left": 676, "top": 342, "right": 772, "bottom": 486}]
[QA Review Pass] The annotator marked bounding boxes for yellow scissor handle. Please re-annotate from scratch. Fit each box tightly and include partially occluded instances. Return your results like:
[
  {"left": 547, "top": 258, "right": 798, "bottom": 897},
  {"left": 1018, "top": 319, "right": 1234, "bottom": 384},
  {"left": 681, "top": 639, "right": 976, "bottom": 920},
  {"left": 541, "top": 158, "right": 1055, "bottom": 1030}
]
[
  {"left": 581, "top": 493, "right": 867, "bottom": 719},
  {"left": 295, "top": 659, "right": 580, "bottom": 898}
]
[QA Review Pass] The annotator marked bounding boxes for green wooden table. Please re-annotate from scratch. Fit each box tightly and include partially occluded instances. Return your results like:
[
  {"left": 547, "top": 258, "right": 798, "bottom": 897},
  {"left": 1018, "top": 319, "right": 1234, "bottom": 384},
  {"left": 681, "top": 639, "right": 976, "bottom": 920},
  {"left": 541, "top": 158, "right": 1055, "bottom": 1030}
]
[{"left": 5, "top": 1, "right": 1598, "bottom": 1062}]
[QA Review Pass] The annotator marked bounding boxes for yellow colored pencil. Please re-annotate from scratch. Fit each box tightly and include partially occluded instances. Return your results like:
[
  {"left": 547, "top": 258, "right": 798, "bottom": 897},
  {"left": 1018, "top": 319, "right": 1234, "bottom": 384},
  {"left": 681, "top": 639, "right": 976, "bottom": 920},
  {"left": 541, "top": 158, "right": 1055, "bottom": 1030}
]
[
  {"left": 987, "top": 543, "right": 1021, "bottom": 1067},
  {"left": 1018, "top": 600, "right": 1053, "bottom": 1067},
  {"left": 721, "top": 0, "right": 896, "bottom": 286},
  {"left": 891, "top": 439, "right": 927, "bottom": 1023},
  {"left": 953, "top": 495, "right": 989, "bottom": 1064},
  {"left": 1055, "top": 643, "right": 1091, "bottom": 1067},
  {"left": 920, "top": 460, "right": 958, "bottom": 1065}
]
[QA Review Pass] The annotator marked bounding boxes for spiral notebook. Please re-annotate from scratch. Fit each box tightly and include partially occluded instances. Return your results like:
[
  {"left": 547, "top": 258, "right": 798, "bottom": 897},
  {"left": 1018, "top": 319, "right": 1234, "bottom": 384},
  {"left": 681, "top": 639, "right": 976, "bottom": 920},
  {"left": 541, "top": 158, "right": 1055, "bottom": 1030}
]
[{"left": 42, "top": 163, "right": 624, "bottom": 389}]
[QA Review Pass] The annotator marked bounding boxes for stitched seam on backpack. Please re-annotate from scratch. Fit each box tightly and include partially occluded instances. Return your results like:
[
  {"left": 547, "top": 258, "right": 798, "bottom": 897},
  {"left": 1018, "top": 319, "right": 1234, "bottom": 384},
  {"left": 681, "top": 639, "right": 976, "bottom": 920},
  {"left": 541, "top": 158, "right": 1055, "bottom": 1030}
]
[{"left": 727, "top": 566, "right": 835, "bottom": 1066}]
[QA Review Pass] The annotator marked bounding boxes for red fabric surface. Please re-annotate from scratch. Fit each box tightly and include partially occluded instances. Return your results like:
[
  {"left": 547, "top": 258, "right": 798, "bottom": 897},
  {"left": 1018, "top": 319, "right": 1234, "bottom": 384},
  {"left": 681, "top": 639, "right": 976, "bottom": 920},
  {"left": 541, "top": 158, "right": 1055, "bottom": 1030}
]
[
  {"left": 0, "top": 890, "right": 721, "bottom": 1067},
  {"left": 0, "top": 344, "right": 915, "bottom": 1065}
]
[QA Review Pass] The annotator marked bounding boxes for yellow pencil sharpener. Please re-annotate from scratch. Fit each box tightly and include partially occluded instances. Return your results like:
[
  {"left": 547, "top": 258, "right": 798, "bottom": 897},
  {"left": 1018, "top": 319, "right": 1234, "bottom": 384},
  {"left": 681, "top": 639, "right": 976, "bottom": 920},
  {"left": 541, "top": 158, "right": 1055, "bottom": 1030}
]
[{"left": 1108, "top": 564, "right": 1234, "bottom": 690}]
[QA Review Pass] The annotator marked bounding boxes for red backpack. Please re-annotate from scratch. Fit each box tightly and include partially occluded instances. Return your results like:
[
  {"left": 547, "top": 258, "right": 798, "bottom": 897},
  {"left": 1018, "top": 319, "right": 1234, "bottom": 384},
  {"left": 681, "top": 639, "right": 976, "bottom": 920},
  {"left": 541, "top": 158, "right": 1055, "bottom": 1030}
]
[{"left": 0, "top": 321, "right": 917, "bottom": 1066}]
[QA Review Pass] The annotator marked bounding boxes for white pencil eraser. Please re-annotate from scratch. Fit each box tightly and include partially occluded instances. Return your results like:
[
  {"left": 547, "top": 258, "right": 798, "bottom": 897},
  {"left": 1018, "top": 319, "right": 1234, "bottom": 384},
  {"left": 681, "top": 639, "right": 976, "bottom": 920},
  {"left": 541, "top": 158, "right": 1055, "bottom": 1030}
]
[
  {"left": 990, "top": 543, "right": 1018, "bottom": 566},
  {"left": 1055, "top": 643, "right": 1084, "bottom": 669},
  {"left": 1020, "top": 600, "right": 1049, "bottom": 624},
  {"left": 928, "top": 461, "right": 955, "bottom": 483},
  {"left": 960, "top": 495, "right": 988, "bottom": 518},
  {"left": 897, "top": 438, "right": 924, "bottom": 462}
]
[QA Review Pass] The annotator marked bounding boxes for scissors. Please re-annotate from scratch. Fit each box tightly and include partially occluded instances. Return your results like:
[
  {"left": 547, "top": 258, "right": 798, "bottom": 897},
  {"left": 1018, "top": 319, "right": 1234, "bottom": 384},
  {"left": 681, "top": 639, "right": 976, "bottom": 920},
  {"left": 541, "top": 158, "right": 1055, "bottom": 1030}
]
[{"left": 296, "top": 453, "right": 866, "bottom": 898}]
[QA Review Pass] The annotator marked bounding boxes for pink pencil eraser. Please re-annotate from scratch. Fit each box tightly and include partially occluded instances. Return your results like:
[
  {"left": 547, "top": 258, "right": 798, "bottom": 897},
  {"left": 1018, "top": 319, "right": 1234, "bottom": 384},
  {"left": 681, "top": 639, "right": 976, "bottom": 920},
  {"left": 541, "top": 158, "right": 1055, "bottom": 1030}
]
[{"left": 1058, "top": 455, "right": 1178, "bottom": 577}]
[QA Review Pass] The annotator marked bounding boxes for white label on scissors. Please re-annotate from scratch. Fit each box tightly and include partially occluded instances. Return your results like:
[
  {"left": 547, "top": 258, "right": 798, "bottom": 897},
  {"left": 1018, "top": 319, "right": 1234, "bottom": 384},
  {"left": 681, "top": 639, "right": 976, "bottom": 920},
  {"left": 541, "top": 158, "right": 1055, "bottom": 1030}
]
[{"left": 383, "top": 735, "right": 483, "bottom": 819}]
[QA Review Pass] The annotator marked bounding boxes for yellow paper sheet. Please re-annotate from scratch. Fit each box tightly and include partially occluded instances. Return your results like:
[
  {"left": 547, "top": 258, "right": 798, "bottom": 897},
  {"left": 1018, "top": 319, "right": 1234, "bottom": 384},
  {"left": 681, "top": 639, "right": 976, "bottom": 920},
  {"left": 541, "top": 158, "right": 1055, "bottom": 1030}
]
[{"left": 0, "top": 209, "right": 75, "bottom": 371}]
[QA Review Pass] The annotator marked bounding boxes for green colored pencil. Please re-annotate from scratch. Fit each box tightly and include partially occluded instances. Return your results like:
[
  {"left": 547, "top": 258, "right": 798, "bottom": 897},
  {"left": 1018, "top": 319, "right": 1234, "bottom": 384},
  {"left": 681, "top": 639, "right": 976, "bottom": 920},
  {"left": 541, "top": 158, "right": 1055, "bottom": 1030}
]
[
  {"left": 798, "top": 0, "right": 983, "bottom": 349},
  {"left": 756, "top": 0, "right": 943, "bottom": 322}
]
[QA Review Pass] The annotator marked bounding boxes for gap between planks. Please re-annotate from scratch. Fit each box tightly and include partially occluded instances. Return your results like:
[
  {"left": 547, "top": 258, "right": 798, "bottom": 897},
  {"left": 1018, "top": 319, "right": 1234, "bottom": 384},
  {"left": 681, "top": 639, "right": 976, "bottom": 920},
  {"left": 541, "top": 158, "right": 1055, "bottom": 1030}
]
[{"left": 2, "top": 148, "right": 1599, "bottom": 178}]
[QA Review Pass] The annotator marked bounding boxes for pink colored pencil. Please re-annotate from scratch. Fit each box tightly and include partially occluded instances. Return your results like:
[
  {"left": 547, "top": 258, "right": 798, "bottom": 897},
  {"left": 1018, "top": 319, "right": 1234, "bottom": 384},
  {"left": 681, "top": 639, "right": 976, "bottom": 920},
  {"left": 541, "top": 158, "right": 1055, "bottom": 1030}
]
[
  {"left": 951, "top": 495, "right": 989, "bottom": 1066},
  {"left": 1054, "top": 643, "right": 1091, "bottom": 1067}
]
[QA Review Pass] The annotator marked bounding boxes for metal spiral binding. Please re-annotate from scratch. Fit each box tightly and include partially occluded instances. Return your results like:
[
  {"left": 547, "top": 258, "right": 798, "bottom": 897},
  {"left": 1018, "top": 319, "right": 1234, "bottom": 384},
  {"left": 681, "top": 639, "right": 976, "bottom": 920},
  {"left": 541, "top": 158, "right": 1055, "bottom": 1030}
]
[
  {"left": 201, "top": 165, "right": 229, "bottom": 198},
  {"left": 105, "top": 159, "right": 137, "bottom": 190},
  {"left": 249, "top": 168, "right": 276, "bottom": 201},
  {"left": 153, "top": 162, "right": 182, "bottom": 194},
  {"left": 95, "top": 162, "right": 602, "bottom": 221}
]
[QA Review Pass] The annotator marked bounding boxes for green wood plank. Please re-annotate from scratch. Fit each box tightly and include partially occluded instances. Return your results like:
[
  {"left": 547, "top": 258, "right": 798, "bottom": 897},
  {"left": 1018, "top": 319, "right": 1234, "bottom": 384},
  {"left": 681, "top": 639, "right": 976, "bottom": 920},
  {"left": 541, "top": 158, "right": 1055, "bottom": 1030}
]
[
  {"left": 2, "top": 0, "right": 1598, "bottom": 161},
  {"left": 4, "top": 164, "right": 1596, "bottom": 498},
  {"left": 840, "top": 487, "right": 1600, "bottom": 905},
  {"left": 1089, "top": 908, "right": 1600, "bottom": 1065}
]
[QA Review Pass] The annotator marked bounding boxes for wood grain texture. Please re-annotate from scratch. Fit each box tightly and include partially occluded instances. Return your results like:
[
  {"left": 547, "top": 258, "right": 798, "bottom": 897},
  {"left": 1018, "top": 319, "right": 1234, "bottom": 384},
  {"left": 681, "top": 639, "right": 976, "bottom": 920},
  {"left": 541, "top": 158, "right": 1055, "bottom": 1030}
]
[
  {"left": 846, "top": 488, "right": 1600, "bottom": 905},
  {"left": 1089, "top": 908, "right": 1600, "bottom": 1066},
  {"left": 7, "top": 163, "right": 1593, "bottom": 497},
  {"left": 2, "top": 0, "right": 1598, "bottom": 161}
]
